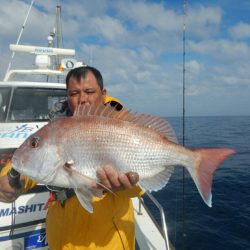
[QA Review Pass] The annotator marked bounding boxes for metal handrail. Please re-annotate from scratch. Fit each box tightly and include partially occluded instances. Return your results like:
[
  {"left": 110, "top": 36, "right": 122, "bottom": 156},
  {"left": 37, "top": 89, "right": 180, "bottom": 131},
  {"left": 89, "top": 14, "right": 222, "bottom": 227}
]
[{"left": 139, "top": 191, "right": 170, "bottom": 250}]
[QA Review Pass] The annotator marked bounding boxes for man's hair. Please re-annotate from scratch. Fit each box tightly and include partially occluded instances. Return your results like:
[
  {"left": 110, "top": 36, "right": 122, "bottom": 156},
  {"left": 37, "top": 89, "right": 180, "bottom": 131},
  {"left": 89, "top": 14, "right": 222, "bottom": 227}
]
[{"left": 66, "top": 66, "right": 103, "bottom": 90}]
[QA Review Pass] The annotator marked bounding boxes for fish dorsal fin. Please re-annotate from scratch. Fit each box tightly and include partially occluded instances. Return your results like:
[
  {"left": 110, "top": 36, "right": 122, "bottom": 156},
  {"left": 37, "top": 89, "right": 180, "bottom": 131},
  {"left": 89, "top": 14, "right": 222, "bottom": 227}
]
[
  {"left": 74, "top": 104, "right": 177, "bottom": 143},
  {"left": 133, "top": 113, "right": 177, "bottom": 143},
  {"left": 74, "top": 103, "right": 120, "bottom": 119}
]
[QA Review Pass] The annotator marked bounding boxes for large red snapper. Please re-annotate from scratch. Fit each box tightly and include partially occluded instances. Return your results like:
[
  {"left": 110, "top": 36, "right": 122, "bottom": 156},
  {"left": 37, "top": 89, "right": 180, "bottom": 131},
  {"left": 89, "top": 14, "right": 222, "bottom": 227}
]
[{"left": 11, "top": 105, "right": 235, "bottom": 212}]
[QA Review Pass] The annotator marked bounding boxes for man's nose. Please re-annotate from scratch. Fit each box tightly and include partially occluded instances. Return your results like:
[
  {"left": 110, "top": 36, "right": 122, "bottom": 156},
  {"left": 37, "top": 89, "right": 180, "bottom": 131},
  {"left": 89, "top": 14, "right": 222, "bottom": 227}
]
[{"left": 78, "top": 92, "right": 88, "bottom": 104}]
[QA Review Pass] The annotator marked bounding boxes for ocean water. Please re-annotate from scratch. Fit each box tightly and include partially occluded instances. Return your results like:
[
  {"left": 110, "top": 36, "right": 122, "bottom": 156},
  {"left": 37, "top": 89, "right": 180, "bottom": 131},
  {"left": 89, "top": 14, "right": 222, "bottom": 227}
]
[{"left": 144, "top": 116, "right": 250, "bottom": 250}]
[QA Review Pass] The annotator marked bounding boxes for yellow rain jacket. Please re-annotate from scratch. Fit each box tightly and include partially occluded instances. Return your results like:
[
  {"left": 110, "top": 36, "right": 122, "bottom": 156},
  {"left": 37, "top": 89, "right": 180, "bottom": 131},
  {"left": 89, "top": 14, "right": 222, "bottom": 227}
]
[{"left": 1, "top": 96, "right": 143, "bottom": 250}]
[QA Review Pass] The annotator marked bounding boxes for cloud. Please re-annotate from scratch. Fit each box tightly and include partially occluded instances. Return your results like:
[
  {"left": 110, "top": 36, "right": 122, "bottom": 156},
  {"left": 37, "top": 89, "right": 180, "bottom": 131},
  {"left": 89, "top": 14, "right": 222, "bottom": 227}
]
[
  {"left": 187, "top": 6, "right": 222, "bottom": 38},
  {"left": 229, "top": 22, "right": 250, "bottom": 39},
  {"left": 186, "top": 60, "right": 203, "bottom": 75},
  {"left": 0, "top": 0, "right": 28, "bottom": 39},
  {"left": 114, "top": 1, "right": 181, "bottom": 32},
  {"left": 113, "top": 2, "right": 222, "bottom": 39},
  {"left": 90, "top": 16, "right": 128, "bottom": 42},
  {"left": 188, "top": 39, "right": 250, "bottom": 62}
]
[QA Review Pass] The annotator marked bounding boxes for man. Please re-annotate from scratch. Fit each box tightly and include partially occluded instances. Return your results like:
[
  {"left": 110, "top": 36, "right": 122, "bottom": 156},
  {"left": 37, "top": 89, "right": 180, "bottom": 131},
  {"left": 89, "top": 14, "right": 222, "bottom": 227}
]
[{"left": 0, "top": 66, "right": 142, "bottom": 249}]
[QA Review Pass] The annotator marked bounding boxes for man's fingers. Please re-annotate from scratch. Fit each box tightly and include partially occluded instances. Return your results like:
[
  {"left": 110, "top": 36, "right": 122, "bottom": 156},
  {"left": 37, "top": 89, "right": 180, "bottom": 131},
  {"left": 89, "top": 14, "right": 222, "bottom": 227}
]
[
  {"left": 126, "top": 172, "right": 139, "bottom": 185},
  {"left": 96, "top": 167, "right": 112, "bottom": 189},
  {"left": 96, "top": 165, "right": 139, "bottom": 192},
  {"left": 103, "top": 164, "right": 120, "bottom": 188},
  {"left": 118, "top": 173, "right": 132, "bottom": 189}
]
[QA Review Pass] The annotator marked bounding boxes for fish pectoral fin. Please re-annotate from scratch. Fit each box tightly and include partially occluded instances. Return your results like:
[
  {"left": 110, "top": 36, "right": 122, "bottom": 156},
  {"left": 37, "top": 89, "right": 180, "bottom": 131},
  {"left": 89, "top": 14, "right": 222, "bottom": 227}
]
[
  {"left": 139, "top": 166, "right": 174, "bottom": 192},
  {"left": 75, "top": 186, "right": 105, "bottom": 213},
  {"left": 63, "top": 165, "right": 103, "bottom": 213},
  {"left": 74, "top": 188, "right": 95, "bottom": 213}
]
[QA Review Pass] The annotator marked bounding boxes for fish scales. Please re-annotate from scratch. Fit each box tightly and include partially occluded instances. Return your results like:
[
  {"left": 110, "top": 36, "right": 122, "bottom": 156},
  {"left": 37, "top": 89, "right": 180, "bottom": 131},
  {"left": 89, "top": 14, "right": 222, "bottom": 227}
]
[{"left": 59, "top": 116, "right": 170, "bottom": 178}]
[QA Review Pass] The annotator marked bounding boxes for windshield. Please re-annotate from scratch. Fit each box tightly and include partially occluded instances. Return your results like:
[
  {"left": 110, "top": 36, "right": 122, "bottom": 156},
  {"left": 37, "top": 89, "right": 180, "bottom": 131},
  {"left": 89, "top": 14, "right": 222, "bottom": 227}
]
[{"left": 0, "top": 87, "right": 66, "bottom": 122}]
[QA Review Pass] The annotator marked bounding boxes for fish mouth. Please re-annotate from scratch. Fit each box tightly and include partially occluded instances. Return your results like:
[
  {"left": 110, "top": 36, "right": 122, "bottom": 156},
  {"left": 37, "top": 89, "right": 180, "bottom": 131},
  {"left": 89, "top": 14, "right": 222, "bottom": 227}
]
[{"left": 11, "top": 155, "right": 24, "bottom": 174}]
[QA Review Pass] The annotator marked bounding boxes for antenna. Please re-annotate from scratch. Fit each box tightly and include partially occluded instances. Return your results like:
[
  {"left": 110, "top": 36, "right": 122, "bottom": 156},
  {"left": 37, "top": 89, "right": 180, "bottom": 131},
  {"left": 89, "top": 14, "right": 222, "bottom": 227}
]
[
  {"left": 55, "top": 1, "right": 64, "bottom": 82},
  {"left": 56, "top": 4, "right": 63, "bottom": 49},
  {"left": 5, "top": 0, "right": 35, "bottom": 75},
  {"left": 182, "top": 1, "right": 187, "bottom": 250}
]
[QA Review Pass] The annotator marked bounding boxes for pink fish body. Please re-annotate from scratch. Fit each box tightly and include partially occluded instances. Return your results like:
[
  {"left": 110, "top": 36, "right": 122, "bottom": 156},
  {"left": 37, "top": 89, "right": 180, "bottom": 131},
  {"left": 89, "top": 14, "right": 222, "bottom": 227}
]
[{"left": 12, "top": 105, "right": 235, "bottom": 212}]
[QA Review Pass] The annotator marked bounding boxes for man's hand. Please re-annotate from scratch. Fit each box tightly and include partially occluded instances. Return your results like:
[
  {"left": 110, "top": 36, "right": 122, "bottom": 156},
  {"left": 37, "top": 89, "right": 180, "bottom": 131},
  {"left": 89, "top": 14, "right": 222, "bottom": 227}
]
[
  {"left": 0, "top": 175, "right": 24, "bottom": 203},
  {"left": 96, "top": 164, "right": 139, "bottom": 192}
]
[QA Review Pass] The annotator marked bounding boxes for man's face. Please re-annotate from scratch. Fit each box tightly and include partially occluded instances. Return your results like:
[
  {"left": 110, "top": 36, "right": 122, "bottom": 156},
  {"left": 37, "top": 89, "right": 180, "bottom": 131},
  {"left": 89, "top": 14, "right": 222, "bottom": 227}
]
[{"left": 67, "top": 71, "right": 106, "bottom": 114}]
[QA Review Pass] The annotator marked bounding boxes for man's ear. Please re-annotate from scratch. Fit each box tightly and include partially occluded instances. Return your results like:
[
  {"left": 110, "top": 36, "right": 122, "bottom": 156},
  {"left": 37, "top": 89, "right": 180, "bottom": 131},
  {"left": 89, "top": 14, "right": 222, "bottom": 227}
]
[{"left": 102, "top": 88, "right": 107, "bottom": 97}]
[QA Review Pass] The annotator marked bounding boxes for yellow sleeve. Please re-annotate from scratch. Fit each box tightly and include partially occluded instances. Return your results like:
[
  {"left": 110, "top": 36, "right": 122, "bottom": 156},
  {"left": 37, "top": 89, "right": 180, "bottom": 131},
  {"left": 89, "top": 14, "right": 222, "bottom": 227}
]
[
  {"left": 0, "top": 161, "right": 37, "bottom": 192},
  {"left": 117, "top": 185, "right": 144, "bottom": 198}
]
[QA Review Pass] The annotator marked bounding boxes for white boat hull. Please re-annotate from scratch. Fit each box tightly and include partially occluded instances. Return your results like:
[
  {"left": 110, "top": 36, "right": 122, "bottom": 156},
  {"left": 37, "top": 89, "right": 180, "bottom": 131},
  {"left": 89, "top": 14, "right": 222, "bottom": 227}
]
[{"left": 0, "top": 191, "right": 49, "bottom": 249}]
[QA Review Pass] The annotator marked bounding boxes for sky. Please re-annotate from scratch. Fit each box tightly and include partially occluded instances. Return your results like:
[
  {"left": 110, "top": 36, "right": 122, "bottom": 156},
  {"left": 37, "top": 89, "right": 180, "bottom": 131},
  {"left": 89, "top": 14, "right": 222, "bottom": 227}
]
[{"left": 0, "top": 0, "right": 249, "bottom": 117}]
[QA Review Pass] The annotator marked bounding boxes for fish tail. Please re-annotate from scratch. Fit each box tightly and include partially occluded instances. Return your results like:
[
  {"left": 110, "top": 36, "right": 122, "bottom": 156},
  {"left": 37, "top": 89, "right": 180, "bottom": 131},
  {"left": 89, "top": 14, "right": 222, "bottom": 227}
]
[{"left": 190, "top": 148, "right": 235, "bottom": 207}]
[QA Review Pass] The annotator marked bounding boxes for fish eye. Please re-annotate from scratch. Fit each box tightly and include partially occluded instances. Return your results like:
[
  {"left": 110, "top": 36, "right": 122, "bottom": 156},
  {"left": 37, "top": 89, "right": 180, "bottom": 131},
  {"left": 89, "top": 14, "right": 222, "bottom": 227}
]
[{"left": 31, "top": 136, "right": 40, "bottom": 148}]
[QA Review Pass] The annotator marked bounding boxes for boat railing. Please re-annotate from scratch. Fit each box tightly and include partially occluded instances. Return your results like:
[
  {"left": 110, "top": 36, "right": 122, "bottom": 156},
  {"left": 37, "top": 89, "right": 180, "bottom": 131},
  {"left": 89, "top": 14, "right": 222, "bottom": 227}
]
[{"left": 137, "top": 191, "right": 171, "bottom": 250}]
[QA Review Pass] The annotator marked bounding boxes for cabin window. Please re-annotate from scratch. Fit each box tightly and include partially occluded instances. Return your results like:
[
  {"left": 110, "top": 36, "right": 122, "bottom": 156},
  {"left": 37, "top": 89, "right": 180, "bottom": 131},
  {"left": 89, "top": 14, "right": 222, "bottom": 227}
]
[
  {"left": 0, "top": 87, "right": 11, "bottom": 122},
  {"left": 7, "top": 87, "right": 66, "bottom": 122}
]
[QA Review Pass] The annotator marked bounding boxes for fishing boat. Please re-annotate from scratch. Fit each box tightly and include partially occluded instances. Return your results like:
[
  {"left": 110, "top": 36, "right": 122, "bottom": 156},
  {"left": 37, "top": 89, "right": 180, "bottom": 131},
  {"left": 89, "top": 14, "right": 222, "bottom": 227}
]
[{"left": 0, "top": 3, "right": 175, "bottom": 250}]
